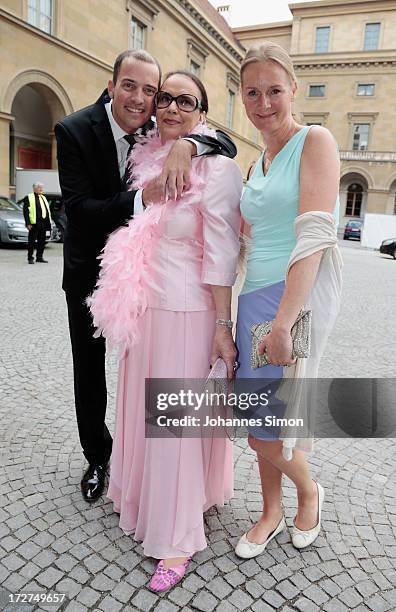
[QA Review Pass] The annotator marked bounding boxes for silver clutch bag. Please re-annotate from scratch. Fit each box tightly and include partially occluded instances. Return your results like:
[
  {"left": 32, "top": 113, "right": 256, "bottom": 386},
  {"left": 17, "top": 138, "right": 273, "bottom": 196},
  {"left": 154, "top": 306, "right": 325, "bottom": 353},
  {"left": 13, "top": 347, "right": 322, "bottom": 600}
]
[
  {"left": 205, "top": 357, "right": 229, "bottom": 396},
  {"left": 204, "top": 358, "right": 235, "bottom": 440},
  {"left": 250, "top": 310, "right": 312, "bottom": 369}
]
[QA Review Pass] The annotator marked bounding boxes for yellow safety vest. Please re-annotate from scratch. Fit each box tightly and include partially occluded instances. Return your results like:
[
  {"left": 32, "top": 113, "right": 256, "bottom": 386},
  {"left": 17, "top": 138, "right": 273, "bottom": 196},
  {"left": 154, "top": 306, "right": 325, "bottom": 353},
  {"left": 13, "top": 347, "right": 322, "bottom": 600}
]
[{"left": 27, "top": 193, "right": 52, "bottom": 224}]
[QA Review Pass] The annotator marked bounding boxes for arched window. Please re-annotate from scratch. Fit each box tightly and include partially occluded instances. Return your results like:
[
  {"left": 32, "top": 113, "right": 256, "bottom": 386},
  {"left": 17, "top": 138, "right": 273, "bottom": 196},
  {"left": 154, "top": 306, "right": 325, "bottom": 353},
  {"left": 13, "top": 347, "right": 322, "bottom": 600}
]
[{"left": 346, "top": 183, "right": 363, "bottom": 217}]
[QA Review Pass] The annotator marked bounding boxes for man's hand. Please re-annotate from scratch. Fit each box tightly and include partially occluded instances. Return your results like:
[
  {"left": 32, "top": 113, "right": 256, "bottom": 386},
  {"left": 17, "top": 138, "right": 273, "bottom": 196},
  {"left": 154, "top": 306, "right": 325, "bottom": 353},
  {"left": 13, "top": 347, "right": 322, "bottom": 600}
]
[
  {"left": 27, "top": 225, "right": 32, "bottom": 230},
  {"left": 142, "top": 177, "right": 167, "bottom": 207},
  {"left": 161, "top": 139, "right": 196, "bottom": 201}
]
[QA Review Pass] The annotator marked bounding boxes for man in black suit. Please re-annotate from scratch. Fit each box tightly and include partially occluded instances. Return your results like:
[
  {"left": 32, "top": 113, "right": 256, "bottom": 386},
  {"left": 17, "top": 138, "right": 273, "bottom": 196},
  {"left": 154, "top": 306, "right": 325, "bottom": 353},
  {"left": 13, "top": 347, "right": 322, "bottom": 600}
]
[{"left": 55, "top": 49, "right": 236, "bottom": 501}]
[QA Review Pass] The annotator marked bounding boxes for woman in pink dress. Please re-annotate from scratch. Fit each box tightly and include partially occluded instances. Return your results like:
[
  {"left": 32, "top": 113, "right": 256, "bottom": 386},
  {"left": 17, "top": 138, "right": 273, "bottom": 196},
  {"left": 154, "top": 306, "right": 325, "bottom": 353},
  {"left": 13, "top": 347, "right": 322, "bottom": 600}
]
[{"left": 88, "top": 71, "right": 242, "bottom": 591}]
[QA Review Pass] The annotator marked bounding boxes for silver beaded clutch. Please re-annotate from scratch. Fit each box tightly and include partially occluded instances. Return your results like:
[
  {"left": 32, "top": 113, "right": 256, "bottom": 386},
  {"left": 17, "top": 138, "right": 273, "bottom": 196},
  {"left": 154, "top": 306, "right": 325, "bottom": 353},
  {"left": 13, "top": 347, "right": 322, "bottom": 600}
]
[{"left": 250, "top": 310, "right": 312, "bottom": 369}]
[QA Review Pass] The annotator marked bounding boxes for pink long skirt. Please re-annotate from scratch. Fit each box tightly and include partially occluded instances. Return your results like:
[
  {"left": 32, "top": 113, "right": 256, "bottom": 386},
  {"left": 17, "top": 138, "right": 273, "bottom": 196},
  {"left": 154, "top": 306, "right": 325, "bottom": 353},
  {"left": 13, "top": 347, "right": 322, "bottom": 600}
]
[{"left": 107, "top": 307, "right": 234, "bottom": 559}]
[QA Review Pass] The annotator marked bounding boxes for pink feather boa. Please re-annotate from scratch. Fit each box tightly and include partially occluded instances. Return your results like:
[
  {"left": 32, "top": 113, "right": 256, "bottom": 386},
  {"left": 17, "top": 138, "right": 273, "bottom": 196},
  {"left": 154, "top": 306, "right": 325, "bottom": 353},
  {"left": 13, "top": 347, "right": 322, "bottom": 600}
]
[{"left": 87, "top": 123, "right": 216, "bottom": 356}]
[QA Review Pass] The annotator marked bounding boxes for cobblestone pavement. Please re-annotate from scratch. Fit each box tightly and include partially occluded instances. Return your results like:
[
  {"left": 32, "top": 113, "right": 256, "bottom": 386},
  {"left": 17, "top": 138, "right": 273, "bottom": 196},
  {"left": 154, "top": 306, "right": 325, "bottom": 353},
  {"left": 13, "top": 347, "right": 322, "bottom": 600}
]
[{"left": 1, "top": 243, "right": 396, "bottom": 612}]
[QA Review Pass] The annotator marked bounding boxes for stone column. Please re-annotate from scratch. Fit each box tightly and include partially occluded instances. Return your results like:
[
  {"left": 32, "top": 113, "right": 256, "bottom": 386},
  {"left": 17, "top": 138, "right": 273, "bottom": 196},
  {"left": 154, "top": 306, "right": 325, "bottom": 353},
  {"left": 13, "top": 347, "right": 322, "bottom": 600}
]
[
  {"left": 0, "top": 112, "right": 14, "bottom": 197},
  {"left": 50, "top": 131, "right": 57, "bottom": 170},
  {"left": 385, "top": 189, "right": 396, "bottom": 215},
  {"left": 339, "top": 188, "right": 347, "bottom": 218},
  {"left": 367, "top": 189, "right": 390, "bottom": 214},
  {"left": 290, "top": 17, "right": 301, "bottom": 55}
]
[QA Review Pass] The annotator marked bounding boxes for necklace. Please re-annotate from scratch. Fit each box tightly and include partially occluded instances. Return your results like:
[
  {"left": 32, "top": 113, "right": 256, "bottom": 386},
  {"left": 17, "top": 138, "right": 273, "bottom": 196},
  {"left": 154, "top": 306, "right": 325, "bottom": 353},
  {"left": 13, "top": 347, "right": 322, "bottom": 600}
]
[
  {"left": 263, "top": 125, "right": 301, "bottom": 174},
  {"left": 263, "top": 151, "right": 272, "bottom": 174}
]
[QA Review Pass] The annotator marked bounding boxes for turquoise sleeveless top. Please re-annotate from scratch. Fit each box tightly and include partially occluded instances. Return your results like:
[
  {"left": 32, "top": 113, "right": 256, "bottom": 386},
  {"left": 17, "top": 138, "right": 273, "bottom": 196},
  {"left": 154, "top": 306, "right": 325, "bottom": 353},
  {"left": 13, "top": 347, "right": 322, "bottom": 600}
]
[{"left": 240, "top": 126, "right": 339, "bottom": 295}]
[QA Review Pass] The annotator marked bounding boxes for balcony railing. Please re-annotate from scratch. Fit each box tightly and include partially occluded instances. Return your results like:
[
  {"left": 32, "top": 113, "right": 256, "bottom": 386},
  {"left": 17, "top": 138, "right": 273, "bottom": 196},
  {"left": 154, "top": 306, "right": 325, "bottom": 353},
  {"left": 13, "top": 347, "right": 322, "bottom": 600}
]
[{"left": 340, "top": 150, "right": 396, "bottom": 162}]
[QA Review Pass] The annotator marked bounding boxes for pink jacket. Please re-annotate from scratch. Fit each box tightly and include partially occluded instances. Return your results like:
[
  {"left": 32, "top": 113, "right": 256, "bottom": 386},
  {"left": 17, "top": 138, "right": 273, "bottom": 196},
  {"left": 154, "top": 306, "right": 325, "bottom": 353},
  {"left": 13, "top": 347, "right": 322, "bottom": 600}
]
[
  {"left": 146, "top": 154, "right": 242, "bottom": 311},
  {"left": 88, "top": 140, "right": 242, "bottom": 352}
]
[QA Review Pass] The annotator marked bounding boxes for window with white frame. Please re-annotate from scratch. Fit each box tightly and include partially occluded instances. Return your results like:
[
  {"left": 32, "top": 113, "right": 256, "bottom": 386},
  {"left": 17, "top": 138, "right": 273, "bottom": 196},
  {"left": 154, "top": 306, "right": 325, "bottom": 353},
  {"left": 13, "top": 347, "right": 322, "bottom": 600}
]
[
  {"left": 364, "top": 23, "right": 380, "bottom": 50},
  {"left": 309, "top": 85, "right": 326, "bottom": 97},
  {"left": 226, "top": 90, "right": 235, "bottom": 129},
  {"left": 28, "top": 0, "right": 52, "bottom": 34},
  {"left": 315, "top": 26, "right": 330, "bottom": 53},
  {"left": 131, "top": 17, "right": 146, "bottom": 49},
  {"left": 357, "top": 83, "right": 375, "bottom": 96},
  {"left": 352, "top": 124, "right": 370, "bottom": 150}
]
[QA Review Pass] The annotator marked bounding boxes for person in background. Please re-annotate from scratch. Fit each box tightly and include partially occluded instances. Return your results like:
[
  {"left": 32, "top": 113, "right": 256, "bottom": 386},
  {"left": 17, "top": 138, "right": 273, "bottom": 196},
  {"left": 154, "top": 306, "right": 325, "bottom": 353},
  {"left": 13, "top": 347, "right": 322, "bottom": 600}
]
[{"left": 22, "top": 182, "right": 51, "bottom": 264}]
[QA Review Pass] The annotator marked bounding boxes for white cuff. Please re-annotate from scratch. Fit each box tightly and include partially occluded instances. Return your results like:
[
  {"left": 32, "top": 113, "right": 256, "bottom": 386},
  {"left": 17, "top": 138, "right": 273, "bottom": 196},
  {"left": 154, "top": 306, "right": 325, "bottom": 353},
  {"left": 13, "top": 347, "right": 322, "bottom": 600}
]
[
  {"left": 183, "top": 138, "right": 211, "bottom": 157},
  {"left": 134, "top": 190, "right": 144, "bottom": 215}
]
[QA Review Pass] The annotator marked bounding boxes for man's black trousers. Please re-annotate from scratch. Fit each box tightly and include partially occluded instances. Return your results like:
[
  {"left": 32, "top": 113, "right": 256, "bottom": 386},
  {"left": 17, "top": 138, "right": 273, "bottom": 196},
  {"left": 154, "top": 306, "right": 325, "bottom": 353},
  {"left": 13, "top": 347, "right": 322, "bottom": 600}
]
[
  {"left": 66, "top": 293, "right": 112, "bottom": 465},
  {"left": 27, "top": 222, "right": 46, "bottom": 259}
]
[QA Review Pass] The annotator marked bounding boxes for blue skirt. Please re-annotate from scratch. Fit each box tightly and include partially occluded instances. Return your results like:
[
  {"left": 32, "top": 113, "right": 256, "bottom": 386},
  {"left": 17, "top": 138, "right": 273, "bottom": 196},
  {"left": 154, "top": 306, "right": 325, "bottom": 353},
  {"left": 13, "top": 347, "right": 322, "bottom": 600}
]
[{"left": 235, "top": 281, "right": 286, "bottom": 440}]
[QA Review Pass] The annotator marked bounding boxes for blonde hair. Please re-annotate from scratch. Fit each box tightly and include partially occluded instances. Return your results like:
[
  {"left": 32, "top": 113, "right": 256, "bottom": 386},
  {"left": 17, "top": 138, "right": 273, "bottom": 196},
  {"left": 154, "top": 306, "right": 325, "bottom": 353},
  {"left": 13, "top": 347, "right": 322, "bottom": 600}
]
[{"left": 240, "top": 41, "right": 297, "bottom": 86}]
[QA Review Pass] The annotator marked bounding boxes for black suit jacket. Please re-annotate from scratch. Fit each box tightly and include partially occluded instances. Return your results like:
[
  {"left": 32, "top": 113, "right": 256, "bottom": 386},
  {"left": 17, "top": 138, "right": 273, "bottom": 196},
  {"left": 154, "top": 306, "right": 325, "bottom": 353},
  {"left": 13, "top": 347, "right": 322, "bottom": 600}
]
[{"left": 55, "top": 90, "right": 237, "bottom": 297}]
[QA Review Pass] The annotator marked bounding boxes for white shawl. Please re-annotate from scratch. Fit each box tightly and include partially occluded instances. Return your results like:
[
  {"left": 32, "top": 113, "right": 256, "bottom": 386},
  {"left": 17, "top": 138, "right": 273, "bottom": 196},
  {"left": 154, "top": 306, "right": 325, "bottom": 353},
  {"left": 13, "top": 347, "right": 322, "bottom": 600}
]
[{"left": 278, "top": 211, "right": 343, "bottom": 459}]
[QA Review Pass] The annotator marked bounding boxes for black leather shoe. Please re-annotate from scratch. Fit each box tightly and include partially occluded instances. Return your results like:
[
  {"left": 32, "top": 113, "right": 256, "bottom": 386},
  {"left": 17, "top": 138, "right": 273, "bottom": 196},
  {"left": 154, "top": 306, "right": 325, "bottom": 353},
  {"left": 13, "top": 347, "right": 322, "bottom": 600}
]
[
  {"left": 28, "top": 258, "right": 34, "bottom": 264},
  {"left": 81, "top": 463, "right": 107, "bottom": 502},
  {"left": 36, "top": 258, "right": 48, "bottom": 263}
]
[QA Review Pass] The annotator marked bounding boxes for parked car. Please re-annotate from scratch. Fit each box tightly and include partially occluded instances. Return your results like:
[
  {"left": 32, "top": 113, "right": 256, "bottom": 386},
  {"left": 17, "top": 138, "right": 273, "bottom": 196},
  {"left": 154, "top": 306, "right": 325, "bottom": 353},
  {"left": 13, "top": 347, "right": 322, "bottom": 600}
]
[
  {"left": 379, "top": 237, "right": 396, "bottom": 259},
  {"left": 344, "top": 221, "right": 362, "bottom": 240},
  {"left": 46, "top": 194, "right": 66, "bottom": 243},
  {"left": 343, "top": 220, "right": 362, "bottom": 240},
  {"left": 0, "top": 195, "right": 57, "bottom": 244},
  {"left": 0, "top": 196, "right": 29, "bottom": 244}
]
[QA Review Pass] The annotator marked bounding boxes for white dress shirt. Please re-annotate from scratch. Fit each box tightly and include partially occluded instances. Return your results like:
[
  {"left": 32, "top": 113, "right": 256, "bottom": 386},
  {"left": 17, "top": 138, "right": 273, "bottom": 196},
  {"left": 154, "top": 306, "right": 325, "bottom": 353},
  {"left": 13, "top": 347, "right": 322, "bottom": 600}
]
[
  {"left": 105, "top": 100, "right": 210, "bottom": 215},
  {"left": 105, "top": 100, "right": 145, "bottom": 214}
]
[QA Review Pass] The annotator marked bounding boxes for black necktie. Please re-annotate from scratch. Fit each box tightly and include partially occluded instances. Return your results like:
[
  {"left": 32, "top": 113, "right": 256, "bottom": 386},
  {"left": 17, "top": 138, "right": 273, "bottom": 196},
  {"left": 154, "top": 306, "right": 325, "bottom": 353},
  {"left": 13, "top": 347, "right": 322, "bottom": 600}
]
[
  {"left": 122, "top": 134, "right": 136, "bottom": 190},
  {"left": 124, "top": 134, "right": 136, "bottom": 156}
]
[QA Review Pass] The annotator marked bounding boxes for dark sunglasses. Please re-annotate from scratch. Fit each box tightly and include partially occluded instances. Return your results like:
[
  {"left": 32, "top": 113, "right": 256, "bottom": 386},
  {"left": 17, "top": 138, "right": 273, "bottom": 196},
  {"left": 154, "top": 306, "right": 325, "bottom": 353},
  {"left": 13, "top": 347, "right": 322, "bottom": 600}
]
[{"left": 155, "top": 91, "right": 202, "bottom": 113}]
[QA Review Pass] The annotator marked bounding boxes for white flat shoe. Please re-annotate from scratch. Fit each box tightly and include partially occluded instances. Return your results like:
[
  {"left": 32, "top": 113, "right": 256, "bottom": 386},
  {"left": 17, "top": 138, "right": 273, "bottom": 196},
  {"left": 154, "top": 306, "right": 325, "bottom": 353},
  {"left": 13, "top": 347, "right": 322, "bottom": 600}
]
[
  {"left": 292, "top": 482, "right": 324, "bottom": 549},
  {"left": 235, "top": 517, "right": 286, "bottom": 559}
]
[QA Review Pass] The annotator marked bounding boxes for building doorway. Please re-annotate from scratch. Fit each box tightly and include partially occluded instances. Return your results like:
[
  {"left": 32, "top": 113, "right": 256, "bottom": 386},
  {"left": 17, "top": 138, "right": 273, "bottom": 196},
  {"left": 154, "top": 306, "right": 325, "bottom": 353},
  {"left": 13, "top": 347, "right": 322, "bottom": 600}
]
[
  {"left": 2, "top": 71, "right": 73, "bottom": 197},
  {"left": 346, "top": 183, "right": 363, "bottom": 217},
  {"left": 10, "top": 85, "right": 53, "bottom": 182},
  {"left": 340, "top": 172, "right": 369, "bottom": 224}
]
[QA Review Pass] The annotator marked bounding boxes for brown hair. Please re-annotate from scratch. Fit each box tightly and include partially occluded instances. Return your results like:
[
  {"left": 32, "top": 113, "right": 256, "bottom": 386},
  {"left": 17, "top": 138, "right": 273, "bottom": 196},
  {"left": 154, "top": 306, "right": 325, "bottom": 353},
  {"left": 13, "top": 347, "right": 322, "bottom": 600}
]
[
  {"left": 161, "top": 70, "right": 209, "bottom": 113},
  {"left": 240, "top": 41, "right": 297, "bottom": 85},
  {"left": 112, "top": 49, "right": 161, "bottom": 85}
]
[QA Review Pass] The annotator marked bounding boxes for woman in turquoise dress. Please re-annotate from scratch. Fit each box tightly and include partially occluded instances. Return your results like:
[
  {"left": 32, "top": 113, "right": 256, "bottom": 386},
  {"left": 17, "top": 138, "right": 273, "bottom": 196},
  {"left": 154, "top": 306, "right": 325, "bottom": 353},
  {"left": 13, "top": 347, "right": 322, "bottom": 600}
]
[{"left": 234, "top": 42, "right": 342, "bottom": 558}]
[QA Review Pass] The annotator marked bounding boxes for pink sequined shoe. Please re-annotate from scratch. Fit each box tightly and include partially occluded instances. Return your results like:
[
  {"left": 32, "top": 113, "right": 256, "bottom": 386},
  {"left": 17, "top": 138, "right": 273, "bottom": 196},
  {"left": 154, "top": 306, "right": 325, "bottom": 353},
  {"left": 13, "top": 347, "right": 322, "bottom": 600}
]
[{"left": 149, "top": 557, "right": 191, "bottom": 593}]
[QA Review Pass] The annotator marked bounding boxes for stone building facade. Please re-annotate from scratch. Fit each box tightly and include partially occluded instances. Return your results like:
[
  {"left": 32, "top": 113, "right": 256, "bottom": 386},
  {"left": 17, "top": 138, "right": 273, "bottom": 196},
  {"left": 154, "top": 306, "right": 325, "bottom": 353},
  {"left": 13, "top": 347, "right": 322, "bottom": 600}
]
[
  {"left": 0, "top": 0, "right": 261, "bottom": 198},
  {"left": 1, "top": 0, "right": 395, "bottom": 227},
  {"left": 234, "top": 0, "right": 396, "bottom": 224}
]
